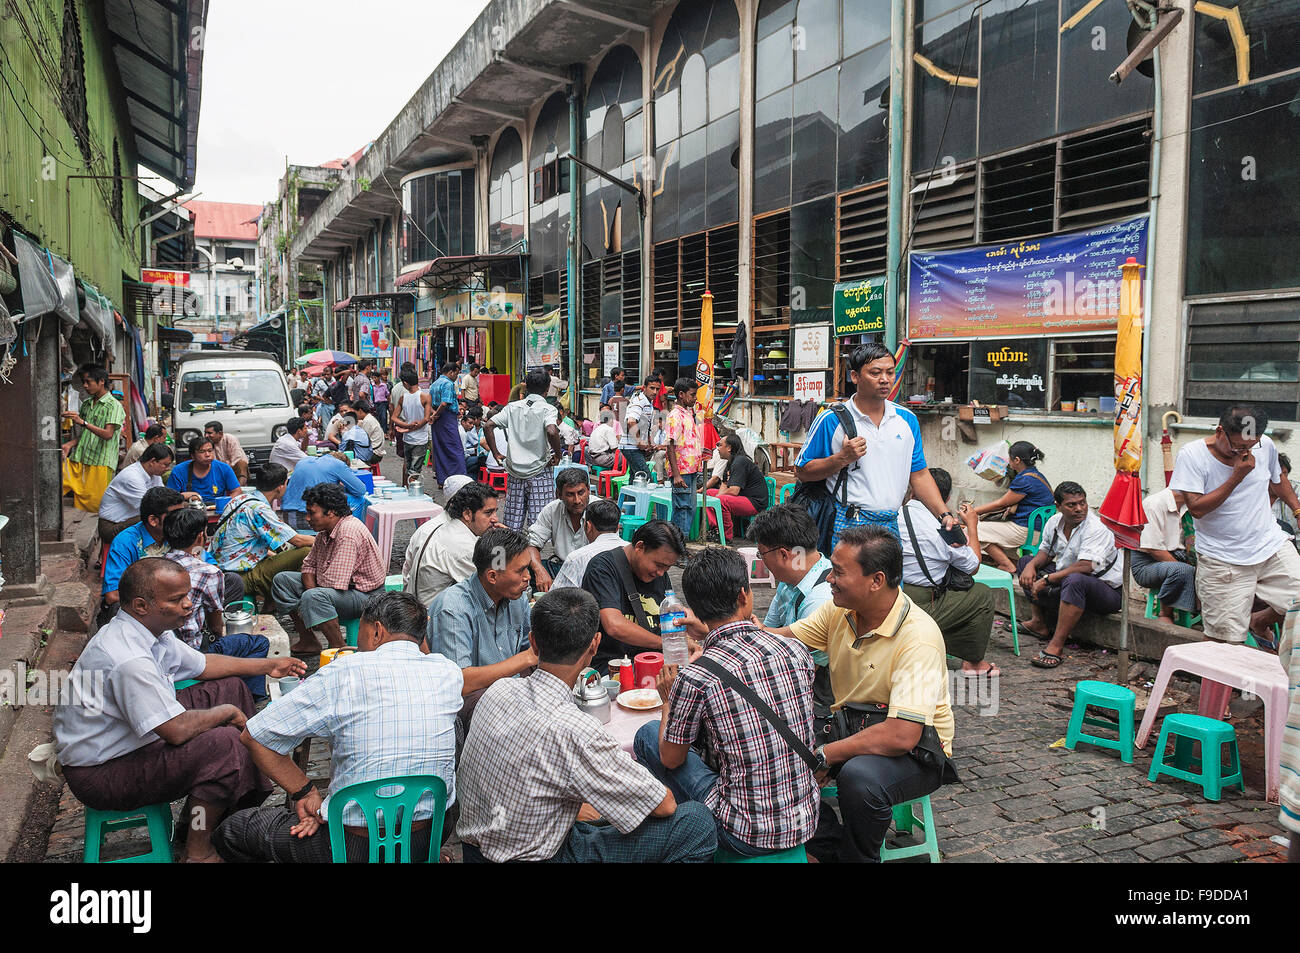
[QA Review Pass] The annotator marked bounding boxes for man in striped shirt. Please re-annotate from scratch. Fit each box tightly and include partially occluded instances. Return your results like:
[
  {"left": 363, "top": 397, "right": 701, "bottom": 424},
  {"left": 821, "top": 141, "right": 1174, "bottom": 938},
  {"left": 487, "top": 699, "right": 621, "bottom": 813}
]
[{"left": 62, "top": 364, "right": 126, "bottom": 514}]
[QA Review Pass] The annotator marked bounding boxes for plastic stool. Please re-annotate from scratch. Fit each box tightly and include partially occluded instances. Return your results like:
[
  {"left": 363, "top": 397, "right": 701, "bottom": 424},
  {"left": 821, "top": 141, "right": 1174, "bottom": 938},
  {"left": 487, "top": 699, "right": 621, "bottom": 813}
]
[
  {"left": 620, "top": 516, "right": 648, "bottom": 542},
  {"left": 736, "top": 546, "right": 779, "bottom": 589},
  {"left": 880, "top": 795, "right": 941, "bottom": 863},
  {"left": 384, "top": 574, "right": 403, "bottom": 591},
  {"left": 1147, "top": 713, "right": 1244, "bottom": 801},
  {"left": 973, "top": 564, "right": 1020, "bottom": 656},
  {"left": 83, "top": 803, "right": 174, "bottom": 863},
  {"left": 1065, "top": 680, "right": 1136, "bottom": 764},
  {"left": 343, "top": 617, "right": 360, "bottom": 647},
  {"left": 714, "top": 845, "right": 807, "bottom": 863},
  {"left": 1144, "top": 591, "right": 1202, "bottom": 628},
  {"left": 485, "top": 470, "right": 508, "bottom": 493}
]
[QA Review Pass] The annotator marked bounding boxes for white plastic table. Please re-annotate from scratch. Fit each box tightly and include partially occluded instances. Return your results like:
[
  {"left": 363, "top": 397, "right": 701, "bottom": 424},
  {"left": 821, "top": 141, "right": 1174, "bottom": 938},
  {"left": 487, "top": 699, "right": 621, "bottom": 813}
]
[{"left": 605, "top": 699, "right": 661, "bottom": 755}]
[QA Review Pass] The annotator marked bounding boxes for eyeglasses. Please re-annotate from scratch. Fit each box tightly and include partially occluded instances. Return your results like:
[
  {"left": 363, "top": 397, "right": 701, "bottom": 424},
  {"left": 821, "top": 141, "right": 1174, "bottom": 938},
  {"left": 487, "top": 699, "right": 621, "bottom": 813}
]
[{"left": 756, "top": 547, "right": 783, "bottom": 559}]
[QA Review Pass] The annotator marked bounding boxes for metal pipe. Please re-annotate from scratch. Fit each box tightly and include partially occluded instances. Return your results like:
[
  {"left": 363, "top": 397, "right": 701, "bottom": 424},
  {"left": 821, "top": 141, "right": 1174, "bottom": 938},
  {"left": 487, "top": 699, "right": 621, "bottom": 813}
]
[
  {"left": 565, "top": 66, "right": 583, "bottom": 397},
  {"left": 884, "top": 0, "right": 906, "bottom": 350}
]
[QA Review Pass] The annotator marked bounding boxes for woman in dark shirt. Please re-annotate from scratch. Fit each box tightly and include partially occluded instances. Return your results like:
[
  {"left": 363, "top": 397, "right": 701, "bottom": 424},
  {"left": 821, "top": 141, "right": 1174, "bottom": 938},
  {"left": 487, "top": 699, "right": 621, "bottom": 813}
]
[
  {"left": 705, "top": 434, "right": 769, "bottom": 541},
  {"left": 971, "top": 440, "right": 1054, "bottom": 571}
]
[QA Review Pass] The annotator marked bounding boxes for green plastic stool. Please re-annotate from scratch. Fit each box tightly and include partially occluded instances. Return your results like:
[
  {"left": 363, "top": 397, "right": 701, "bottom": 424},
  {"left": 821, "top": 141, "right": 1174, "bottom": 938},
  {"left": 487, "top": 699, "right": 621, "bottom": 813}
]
[
  {"left": 973, "top": 563, "right": 1020, "bottom": 656},
  {"left": 620, "top": 515, "right": 648, "bottom": 541},
  {"left": 611, "top": 472, "right": 630, "bottom": 500},
  {"left": 83, "top": 803, "right": 174, "bottom": 863},
  {"left": 384, "top": 574, "right": 403, "bottom": 591},
  {"left": 326, "top": 774, "right": 448, "bottom": 862},
  {"left": 343, "top": 617, "right": 360, "bottom": 647},
  {"left": 1147, "top": 713, "right": 1244, "bottom": 801},
  {"left": 173, "top": 679, "right": 201, "bottom": 692},
  {"left": 714, "top": 844, "right": 807, "bottom": 863},
  {"left": 880, "top": 795, "right": 941, "bottom": 863},
  {"left": 1144, "top": 591, "right": 1202, "bottom": 628},
  {"left": 1065, "top": 680, "right": 1136, "bottom": 764}
]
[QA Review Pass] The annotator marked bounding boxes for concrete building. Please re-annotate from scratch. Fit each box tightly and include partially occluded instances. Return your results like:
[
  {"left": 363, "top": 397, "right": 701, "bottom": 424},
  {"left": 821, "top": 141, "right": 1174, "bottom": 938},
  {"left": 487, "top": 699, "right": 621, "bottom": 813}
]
[
  {"left": 290, "top": 0, "right": 1300, "bottom": 502},
  {"left": 0, "top": 0, "right": 206, "bottom": 589},
  {"left": 180, "top": 200, "right": 261, "bottom": 345}
]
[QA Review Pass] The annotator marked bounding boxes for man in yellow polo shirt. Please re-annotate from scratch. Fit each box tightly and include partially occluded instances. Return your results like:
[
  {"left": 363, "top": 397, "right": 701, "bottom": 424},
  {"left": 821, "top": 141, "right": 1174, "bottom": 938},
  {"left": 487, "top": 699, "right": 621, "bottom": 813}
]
[{"left": 764, "top": 524, "right": 956, "bottom": 862}]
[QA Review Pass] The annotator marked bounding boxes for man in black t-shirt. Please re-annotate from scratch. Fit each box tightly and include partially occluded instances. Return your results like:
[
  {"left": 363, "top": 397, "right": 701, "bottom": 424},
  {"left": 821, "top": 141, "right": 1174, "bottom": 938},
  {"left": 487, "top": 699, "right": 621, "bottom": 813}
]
[
  {"left": 581, "top": 519, "right": 706, "bottom": 668},
  {"left": 705, "top": 435, "right": 769, "bottom": 542}
]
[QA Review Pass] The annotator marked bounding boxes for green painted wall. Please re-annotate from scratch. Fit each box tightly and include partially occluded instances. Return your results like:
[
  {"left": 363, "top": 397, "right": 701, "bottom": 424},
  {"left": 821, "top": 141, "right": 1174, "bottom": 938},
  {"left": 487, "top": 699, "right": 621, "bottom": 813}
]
[{"left": 0, "top": 0, "right": 143, "bottom": 307}]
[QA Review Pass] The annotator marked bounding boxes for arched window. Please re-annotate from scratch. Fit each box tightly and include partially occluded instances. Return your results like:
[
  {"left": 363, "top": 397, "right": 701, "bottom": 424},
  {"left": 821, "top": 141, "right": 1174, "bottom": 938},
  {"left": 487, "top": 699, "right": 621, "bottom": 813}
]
[
  {"left": 529, "top": 93, "right": 571, "bottom": 276},
  {"left": 488, "top": 128, "right": 525, "bottom": 252},
  {"left": 583, "top": 45, "right": 644, "bottom": 259}
]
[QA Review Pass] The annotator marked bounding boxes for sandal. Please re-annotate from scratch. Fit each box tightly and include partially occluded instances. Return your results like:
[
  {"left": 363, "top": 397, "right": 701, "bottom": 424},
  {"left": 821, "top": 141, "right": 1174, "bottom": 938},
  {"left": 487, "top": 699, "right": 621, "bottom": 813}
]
[
  {"left": 1020, "top": 621, "right": 1052, "bottom": 640},
  {"left": 961, "top": 663, "right": 1001, "bottom": 677},
  {"left": 1031, "top": 651, "right": 1062, "bottom": 668}
]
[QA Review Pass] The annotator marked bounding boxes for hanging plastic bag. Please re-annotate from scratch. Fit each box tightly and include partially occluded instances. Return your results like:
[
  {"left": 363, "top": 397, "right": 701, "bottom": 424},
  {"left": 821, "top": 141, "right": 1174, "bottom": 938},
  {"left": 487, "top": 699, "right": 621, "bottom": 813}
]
[{"left": 966, "top": 439, "right": 1011, "bottom": 482}]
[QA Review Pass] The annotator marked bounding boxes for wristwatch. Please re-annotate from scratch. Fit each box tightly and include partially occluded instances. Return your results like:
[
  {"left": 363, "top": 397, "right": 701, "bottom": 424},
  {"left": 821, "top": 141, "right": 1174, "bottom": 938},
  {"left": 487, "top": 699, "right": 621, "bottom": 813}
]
[{"left": 812, "top": 745, "right": 828, "bottom": 773}]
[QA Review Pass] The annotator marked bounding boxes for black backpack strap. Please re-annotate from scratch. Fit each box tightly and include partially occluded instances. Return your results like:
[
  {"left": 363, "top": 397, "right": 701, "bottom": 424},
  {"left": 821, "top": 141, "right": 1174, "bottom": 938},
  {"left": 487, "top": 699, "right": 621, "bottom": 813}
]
[
  {"left": 613, "top": 550, "right": 653, "bottom": 631},
  {"left": 694, "top": 655, "right": 820, "bottom": 771},
  {"left": 902, "top": 505, "right": 941, "bottom": 589},
  {"left": 791, "top": 567, "right": 833, "bottom": 618},
  {"left": 828, "top": 403, "right": 857, "bottom": 504}
]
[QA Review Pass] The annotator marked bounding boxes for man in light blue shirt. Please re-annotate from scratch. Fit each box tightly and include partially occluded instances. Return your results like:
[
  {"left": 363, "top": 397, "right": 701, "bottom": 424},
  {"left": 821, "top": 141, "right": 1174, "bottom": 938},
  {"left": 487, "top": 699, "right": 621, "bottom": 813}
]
[
  {"left": 427, "top": 527, "right": 535, "bottom": 699},
  {"left": 600, "top": 367, "right": 625, "bottom": 408},
  {"left": 280, "top": 451, "right": 367, "bottom": 529},
  {"left": 213, "top": 591, "right": 463, "bottom": 862}
]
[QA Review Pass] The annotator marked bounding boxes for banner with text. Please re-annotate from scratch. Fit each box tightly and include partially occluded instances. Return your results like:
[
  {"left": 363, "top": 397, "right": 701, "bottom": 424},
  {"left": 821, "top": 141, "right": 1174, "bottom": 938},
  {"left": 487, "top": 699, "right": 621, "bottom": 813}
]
[
  {"left": 526, "top": 310, "right": 563, "bottom": 368},
  {"left": 358, "top": 309, "right": 393, "bottom": 357},
  {"left": 907, "top": 215, "right": 1149, "bottom": 340},
  {"left": 833, "top": 276, "right": 886, "bottom": 337}
]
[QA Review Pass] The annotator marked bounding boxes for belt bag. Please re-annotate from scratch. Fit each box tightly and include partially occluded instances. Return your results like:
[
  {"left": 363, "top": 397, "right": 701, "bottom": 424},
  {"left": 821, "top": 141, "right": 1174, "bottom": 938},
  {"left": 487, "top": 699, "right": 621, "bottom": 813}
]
[{"left": 830, "top": 703, "right": 959, "bottom": 785}]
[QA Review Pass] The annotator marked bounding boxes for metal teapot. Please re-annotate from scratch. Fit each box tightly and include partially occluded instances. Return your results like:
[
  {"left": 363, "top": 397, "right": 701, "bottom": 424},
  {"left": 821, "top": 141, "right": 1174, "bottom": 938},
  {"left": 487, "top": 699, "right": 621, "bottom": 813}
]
[{"left": 573, "top": 667, "right": 611, "bottom": 724}]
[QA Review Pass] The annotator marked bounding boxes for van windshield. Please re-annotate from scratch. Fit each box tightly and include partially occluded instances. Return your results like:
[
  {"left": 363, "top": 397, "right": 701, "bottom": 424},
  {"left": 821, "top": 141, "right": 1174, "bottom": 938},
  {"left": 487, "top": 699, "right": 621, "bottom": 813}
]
[{"left": 180, "top": 370, "right": 287, "bottom": 412}]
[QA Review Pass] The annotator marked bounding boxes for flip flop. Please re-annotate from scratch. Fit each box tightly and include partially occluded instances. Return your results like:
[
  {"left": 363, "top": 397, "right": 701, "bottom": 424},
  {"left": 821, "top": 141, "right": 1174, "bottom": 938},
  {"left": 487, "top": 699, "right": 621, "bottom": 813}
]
[
  {"left": 961, "top": 664, "right": 1001, "bottom": 677},
  {"left": 1031, "top": 651, "right": 1062, "bottom": 669},
  {"left": 1020, "top": 622, "right": 1052, "bottom": 640}
]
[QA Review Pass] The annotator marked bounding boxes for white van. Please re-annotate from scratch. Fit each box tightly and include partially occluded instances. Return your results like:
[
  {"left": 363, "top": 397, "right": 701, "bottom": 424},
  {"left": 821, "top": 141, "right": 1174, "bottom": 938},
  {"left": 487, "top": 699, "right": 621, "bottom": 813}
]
[{"left": 168, "top": 350, "right": 293, "bottom": 463}]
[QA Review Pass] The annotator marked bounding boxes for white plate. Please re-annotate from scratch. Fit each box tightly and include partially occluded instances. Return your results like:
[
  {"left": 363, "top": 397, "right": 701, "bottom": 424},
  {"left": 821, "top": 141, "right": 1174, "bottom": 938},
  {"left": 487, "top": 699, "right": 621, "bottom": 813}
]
[{"left": 616, "top": 689, "right": 663, "bottom": 711}]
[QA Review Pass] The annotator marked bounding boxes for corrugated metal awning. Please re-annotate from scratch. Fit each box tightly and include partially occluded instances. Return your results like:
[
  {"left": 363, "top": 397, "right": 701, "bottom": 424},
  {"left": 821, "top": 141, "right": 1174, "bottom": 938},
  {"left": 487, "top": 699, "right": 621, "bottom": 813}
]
[{"left": 395, "top": 254, "right": 525, "bottom": 292}]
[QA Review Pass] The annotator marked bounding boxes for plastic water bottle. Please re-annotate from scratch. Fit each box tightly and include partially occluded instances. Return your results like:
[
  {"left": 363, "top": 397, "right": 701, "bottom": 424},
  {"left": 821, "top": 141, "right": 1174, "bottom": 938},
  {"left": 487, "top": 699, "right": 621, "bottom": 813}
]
[{"left": 660, "top": 590, "right": 689, "bottom": 667}]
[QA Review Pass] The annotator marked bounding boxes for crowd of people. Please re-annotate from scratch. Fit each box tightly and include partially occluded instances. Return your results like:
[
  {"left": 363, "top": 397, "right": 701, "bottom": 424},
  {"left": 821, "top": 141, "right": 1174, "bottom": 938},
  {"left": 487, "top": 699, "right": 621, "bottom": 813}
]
[{"left": 51, "top": 344, "right": 1300, "bottom": 862}]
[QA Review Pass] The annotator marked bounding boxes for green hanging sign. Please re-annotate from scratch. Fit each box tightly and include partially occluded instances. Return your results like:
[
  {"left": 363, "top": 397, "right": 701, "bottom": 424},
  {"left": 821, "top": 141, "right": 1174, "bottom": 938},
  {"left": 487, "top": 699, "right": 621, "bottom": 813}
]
[{"left": 833, "top": 277, "right": 886, "bottom": 337}]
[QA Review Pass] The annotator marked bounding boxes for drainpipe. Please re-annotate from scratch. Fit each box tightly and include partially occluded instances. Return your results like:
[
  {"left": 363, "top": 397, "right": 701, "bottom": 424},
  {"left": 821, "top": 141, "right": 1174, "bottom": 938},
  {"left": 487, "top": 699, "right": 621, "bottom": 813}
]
[
  {"left": 1140, "top": 1, "right": 1161, "bottom": 494},
  {"left": 565, "top": 65, "right": 583, "bottom": 396},
  {"left": 884, "top": 0, "right": 907, "bottom": 351}
]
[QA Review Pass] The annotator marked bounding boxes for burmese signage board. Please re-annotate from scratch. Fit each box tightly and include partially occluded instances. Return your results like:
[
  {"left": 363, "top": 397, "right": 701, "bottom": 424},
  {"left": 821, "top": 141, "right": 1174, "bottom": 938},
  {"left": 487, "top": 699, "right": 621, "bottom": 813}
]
[
  {"left": 968, "top": 340, "right": 1049, "bottom": 410},
  {"left": 833, "top": 277, "right": 886, "bottom": 337},
  {"left": 907, "top": 216, "right": 1149, "bottom": 340}
]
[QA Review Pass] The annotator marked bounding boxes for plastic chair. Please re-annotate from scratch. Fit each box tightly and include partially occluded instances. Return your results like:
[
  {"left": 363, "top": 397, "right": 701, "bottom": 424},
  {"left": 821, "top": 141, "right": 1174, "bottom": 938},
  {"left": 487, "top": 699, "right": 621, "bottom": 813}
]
[
  {"left": 1144, "top": 591, "right": 1202, "bottom": 629},
  {"left": 880, "top": 795, "right": 941, "bottom": 863},
  {"left": 343, "top": 617, "right": 360, "bottom": 647},
  {"left": 702, "top": 494, "right": 728, "bottom": 543},
  {"left": 779, "top": 482, "right": 795, "bottom": 505},
  {"left": 611, "top": 472, "right": 631, "bottom": 501},
  {"left": 714, "top": 844, "right": 807, "bottom": 863},
  {"left": 1135, "top": 641, "right": 1288, "bottom": 803},
  {"left": 83, "top": 803, "right": 174, "bottom": 863},
  {"left": 326, "top": 774, "right": 448, "bottom": 863},
  {"left": 1018, "top": 506, "right": 1057, "bottom": 557},
  {"left": 174, "top": 679, "right": 201, "bottom": 692},
  {"left": 1065, "top": 680, "right": 1136, "bottom": 764},
  {"left": 736, "top": 546, "right": 779, "bottom": 589},
  {"left": 384, "top": 574, "right": 403, "bottom": 591},
  {"left": 484, "top": 470, "right": 508, "bottom": 492},
  {"left": 620, "top": 515, "right": 648, "bottom": 542},
  {"left": 973, "top": 564, "right": 1020, "bottom": 656},
  {"left": 364, "top": 499, "right": 444, "bottom": 570},
  {"left": 1147, "top": 713, "right": 1244, "bottom": 801}
]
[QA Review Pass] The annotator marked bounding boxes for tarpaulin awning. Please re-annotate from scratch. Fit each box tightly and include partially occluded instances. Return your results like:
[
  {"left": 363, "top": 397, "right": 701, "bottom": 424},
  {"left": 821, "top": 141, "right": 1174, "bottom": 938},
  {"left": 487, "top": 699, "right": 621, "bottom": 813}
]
[
  {"left": 394, "top": 254, "right": 525, "bottom": 293},
  {"left": 11, "top": 233, "right": 77, "bottom": 333}
]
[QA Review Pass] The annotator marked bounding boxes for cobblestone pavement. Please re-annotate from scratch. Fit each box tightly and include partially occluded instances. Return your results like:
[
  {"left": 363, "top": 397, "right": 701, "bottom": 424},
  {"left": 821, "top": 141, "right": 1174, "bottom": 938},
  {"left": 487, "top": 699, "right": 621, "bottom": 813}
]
[{"left": 40, "top": 454, "right": 1291, "bottom": 862}]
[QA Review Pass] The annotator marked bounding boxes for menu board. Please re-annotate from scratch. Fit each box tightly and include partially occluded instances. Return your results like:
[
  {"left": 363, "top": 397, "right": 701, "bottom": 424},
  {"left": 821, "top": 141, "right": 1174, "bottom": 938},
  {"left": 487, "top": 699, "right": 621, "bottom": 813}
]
[
  {"left": 968, "top": 340, "right": 1049, "bottom": 410},
  {"left": 907, "top": 216, "right": 1148, "bottom": 340}
]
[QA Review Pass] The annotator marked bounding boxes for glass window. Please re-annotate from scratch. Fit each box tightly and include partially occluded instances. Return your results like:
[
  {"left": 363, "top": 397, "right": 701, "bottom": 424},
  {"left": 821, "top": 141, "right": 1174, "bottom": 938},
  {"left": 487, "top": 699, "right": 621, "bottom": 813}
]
[
  {"left": 1051, "top": 337, "right": 1115, "bottom": 411},
  {"left": 912, "top": 5, "right": 978, "bottom": 172},
  {"left": 402, "top": 168, "right": 476, "bottom": 265},
  {"left": 795, "top": 0, "right": 839, "bottom": 80},
  {"left": 180, "top": 370, "right": 288, "bottom": 412},
  {"left": 706, "top": 111, "right": 741, "bottom": 228},
  {"left": 1186, "top": 72, "right": 1300, "bottom": 295},
  {"left": 681, "top": 55, "right": 708, "bottom": 133},
  {"left": 758, "top": 0, "right": 797, "bottom": 37},
  {"left": 789, "top": 197, "right": 835, "bottom": 319},
  {"left": 791, "top": 68, "right": 838, "bottom": 204},
  {"left": 754, "top": 89, "right": 793, "bottom": 214},
  {"left": 653, "top": 142, "right": 679, "bottom": 242},
  {"left": 756, "top": 22, "right": 794, "bottom": 100},
  {"left": 709, "top": 53, "right": 741, "bottom": 121},
  {"left": 1194, "top": 0, "right": 1300, "bottom": 95},
  {"left": 842, "top": 0, "right": 890, "bottom": 56},
  {"left": 1058, "top": 0, "right": 1152, "bottom": 134},
  {"left": 602, "top": 106, "right": 624, "bottom": 169},
  {"left": 838, "top": 44, "right": 891, "bottom": 190},
  {"left": 655, "top": 90, "right": 680, "bottom": 144},
  {"left": 979, "top": 0, "right": 1058, "bottom": 152},
  {"left": 490, "top": 129, "right": 525, "bottom": 253},
  {"left": 624, "top": 113, "right": 644, "bottom": 163},
  {"left": 677, "top": 128, "right": 708, "bottom": 236}
]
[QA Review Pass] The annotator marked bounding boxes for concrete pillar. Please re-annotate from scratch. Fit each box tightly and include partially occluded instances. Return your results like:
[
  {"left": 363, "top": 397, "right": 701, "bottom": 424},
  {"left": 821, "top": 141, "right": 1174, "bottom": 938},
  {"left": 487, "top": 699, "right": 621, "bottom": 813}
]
[
  {"left": 0, "top": 323, "right": 42, "bottom": 586},
  {"left": 640, "top": 25, "right": 656, "bottom": 379},
  {"left": 35, "top": 317, "right": 62, "bottom": 541},
  {"left": 736, "top": 0, "right": 756, "bottom": 387},
  {"left": 1145, "top": 0, "right": 1194, "bottom": 490}
]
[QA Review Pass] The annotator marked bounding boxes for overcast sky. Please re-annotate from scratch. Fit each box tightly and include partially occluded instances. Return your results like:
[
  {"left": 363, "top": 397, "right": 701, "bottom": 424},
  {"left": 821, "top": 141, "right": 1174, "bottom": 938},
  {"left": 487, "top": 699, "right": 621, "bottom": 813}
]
[{"left": 191, "top": 0, "right": 492, "bottom": 206}]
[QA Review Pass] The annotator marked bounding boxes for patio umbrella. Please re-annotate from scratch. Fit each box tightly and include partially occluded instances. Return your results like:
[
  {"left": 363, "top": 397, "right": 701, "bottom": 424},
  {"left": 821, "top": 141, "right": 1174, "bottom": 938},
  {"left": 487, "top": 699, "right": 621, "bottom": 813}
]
[
  {"left": 1160, "top": 410, "right": 1182, "bottom": 486},
  {"left": 305, "top": 350, "right": 358, "bottom": 366},
  {"left": 295, "top": 349, "right": 323, "bottom": 366},
  {"left": 1098, "top": 256, "right": 1148, "bottom": 683}
]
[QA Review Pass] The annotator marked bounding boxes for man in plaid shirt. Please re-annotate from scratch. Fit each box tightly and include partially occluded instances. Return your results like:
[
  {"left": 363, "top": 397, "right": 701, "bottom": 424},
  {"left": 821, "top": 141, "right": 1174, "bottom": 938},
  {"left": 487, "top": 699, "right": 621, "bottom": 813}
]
[
  {"left": 271, "top": 482, "right": 386, "bottom": 653},
  {"left": 635, "top": 546, "right": 819, "bottom": 857}
]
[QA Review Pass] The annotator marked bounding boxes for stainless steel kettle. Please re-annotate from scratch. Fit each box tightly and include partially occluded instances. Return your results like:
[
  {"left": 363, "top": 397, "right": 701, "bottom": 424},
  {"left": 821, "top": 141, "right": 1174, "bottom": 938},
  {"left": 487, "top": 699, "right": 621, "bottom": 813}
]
[{"left": 573, "top": 667, "right": 611, "bottom": 724}]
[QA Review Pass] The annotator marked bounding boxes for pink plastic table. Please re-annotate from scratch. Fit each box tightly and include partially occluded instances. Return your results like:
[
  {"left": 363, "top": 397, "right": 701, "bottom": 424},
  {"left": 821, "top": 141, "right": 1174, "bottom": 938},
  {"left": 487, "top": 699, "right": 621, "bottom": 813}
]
[
  {"left": 1135, "top": 641, "right": 1288, "bottom": 803},
  {"left": 364, "top": 500, "right": 444, "bottom": 568},
  {"left": 605, "top": 699, "right": 660, "bottom": 754}
]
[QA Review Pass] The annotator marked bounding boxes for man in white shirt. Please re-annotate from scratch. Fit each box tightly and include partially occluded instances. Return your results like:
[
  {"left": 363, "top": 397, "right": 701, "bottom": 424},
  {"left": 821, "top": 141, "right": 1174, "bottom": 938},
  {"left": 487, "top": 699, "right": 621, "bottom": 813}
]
[
  {"left": 1170, "top": 405, "right": 1300, "bottom": 644},
  {"left": 484, "top": 369, "right": 563, "bottom": 530},
  {"left": 898, "top": 468, "right": 997, "bottom": 677},
  {"left": 1130, "top": 486, "right": 1196, "bottom": 623},
  {"left": 98, "top": 443, "right": 174, "bottom": 543},
  {"left": 402, "top": 482, "right": 501, "bottom": 605},
  {"left": 527, "top": 467, "right": 597, "bottom": 586},
  {"left": 270, "top": 416, "right": 309, "bottom": 472},
  {"left": 54, "top": 557, "right": 304, "bottom": 862},
  {"left": 1016, "top": 482, "right": 1123, "bottom": 669},
  {"left": 619, "top": 376, "right": 662, "bottom": 480},
  {"left": 213, "top": 591, "right": 463, "bottom": 862},
  {"left": 552, "top": 499, "right": 625, "bottom": 589},
  {"left": 587, "top": 414, "right": 620, "bottom": 469},
  {"left": 120, "top": 422, "right": 168, "bottom": 470}
]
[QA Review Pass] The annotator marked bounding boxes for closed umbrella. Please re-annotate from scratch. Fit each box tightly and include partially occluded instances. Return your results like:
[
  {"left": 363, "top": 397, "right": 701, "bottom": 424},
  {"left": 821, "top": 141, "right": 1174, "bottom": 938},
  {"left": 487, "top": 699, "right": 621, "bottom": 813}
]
[{"left": 1160, "top": 410, "right": 1182, "bottom": 486}]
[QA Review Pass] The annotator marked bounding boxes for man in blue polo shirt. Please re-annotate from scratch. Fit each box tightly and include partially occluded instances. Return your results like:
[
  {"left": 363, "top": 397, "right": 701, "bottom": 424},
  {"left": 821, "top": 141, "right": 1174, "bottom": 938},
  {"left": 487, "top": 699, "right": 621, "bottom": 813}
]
[
  {"left": 795, "top": 342, "right": 954, "bottom": 548},
  {"left": 280, "top": 451, "right": 368, "bottom": 529}
]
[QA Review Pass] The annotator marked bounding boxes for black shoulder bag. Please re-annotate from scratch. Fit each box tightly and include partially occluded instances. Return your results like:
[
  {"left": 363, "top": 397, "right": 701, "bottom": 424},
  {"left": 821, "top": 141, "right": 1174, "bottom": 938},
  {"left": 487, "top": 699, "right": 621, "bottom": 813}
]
[
  {"left": 902, "top": 506, "right": 974, "bottom": 594},
  {"left": 789, "top": 403, "right": 858, "bottom": 553},
  {"left": 693, "top": 656, "right": 821, "bottom": 771}
]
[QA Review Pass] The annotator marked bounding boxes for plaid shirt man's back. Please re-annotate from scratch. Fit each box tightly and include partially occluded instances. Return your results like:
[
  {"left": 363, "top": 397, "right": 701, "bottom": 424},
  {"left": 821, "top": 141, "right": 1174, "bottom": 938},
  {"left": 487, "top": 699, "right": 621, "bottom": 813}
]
[{"left": 663, "top": 621, "right": 819, "bottom": 851}]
